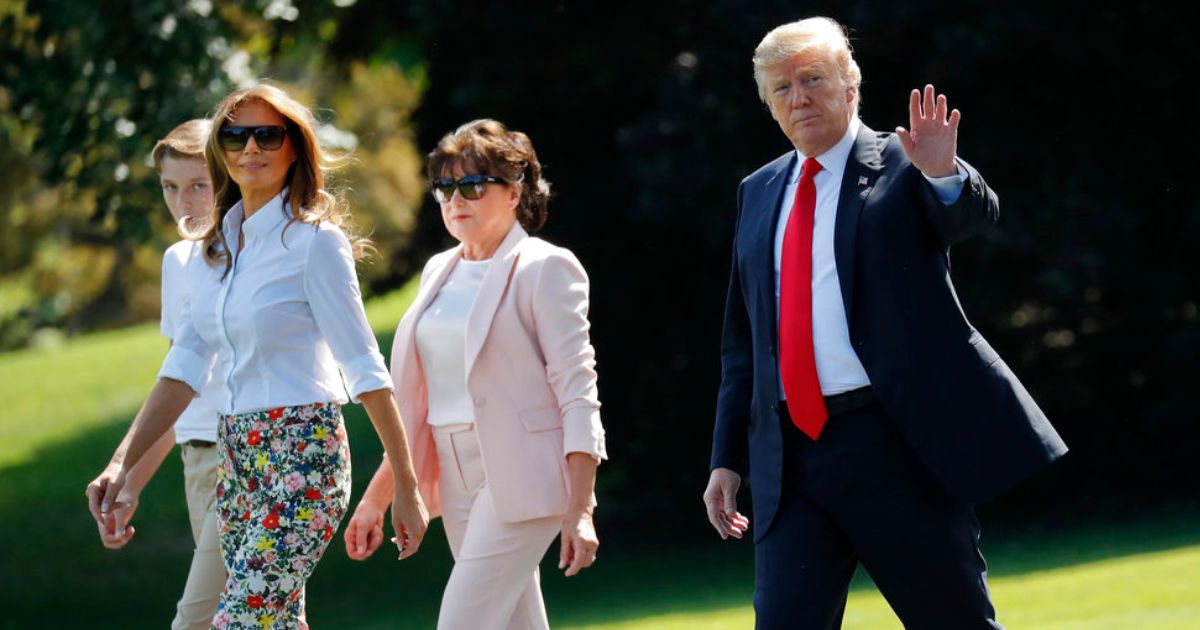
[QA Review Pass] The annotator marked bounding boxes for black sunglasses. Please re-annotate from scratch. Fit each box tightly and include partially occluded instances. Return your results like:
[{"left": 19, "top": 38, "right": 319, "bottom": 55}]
[
  {"left": 218, "top": 125, "right": 288, "bottom": 152},
  {"left": 431, "top": 174, "right": 507, "bottom": 202}
]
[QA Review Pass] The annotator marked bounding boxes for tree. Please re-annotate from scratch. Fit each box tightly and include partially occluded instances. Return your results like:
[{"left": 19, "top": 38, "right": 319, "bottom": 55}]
[{"left": 0, "top": 0, "right": 426, "bottom": 348}]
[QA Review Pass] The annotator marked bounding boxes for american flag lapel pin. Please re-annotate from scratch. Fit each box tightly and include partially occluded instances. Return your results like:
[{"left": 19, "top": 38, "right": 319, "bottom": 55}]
[{"left": 858, "top": 176, "right": 869, "bottom": 186}]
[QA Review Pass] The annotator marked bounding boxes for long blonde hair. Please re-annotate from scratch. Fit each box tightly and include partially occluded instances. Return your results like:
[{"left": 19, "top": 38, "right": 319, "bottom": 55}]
[{"left": 194, "top": 83, "right": 370, "bottom": 275}]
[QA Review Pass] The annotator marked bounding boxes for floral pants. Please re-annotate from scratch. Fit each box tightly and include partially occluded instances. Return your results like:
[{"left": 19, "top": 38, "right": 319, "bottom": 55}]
[{"left": 212, "top": 402, "right": 351, "bottom": 629}]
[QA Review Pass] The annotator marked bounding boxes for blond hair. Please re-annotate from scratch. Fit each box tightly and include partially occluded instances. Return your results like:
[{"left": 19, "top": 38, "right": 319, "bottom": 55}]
[
  {"left": 752, "top": 17, "right": 862, "bottom": 112},
  {"left": 194, "top": 83, "right": 370, "bottom": 274},
  {"left": 151, "top": 119, "right": 211, "bottom": 172}
]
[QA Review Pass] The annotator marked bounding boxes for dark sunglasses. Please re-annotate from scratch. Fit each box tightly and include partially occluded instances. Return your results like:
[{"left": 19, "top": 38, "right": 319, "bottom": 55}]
[
  {"left": 218, "top": 125, "right": 288, "bottom": 152},
  {"left": 431, "top": 174, "right": 507, "bottom": 203}
]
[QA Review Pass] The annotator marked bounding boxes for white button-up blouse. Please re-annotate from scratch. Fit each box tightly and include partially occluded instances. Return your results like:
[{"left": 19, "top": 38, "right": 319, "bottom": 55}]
[{"left": 158, "top": 190, "right": 391, "bottom": 415}]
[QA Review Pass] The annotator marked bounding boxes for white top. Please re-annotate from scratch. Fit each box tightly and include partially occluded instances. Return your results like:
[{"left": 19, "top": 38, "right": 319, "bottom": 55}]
[
  {"left": 158, "top": 190, "right": 392, "bottom": 415},
  {"left": 773, "top": 118, "right": 967, "bottom": 397},
  {"left": 160, "top": 240, "right": 221, "bottom": 443},
  {"left": 416, "top": 257, "right": 489, "bottom": 427}
]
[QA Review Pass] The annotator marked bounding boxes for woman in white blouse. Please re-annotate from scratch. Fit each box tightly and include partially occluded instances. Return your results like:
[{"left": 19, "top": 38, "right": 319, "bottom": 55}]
[
  {"left": 343, "top": 119, "right": 606, "bottom": 630},
  {"left": 87, "top": 84, "right": 428, "bottom": 629}
]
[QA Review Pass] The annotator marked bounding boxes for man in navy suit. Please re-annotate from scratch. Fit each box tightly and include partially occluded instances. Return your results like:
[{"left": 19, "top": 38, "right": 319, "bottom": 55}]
[{"left": 703, "top": 17, "right": 1067, "bottom": 629}]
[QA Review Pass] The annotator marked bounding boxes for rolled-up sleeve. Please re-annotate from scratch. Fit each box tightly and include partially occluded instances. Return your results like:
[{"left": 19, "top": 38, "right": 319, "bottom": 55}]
[
  {"left": 157, "top": 273, "right": 214, "bottom": 393},
  {"left": 533, "top": 249, "right": 607, "bottom": 461},
  {"left": 304, "top": 226, "right": 392, "bottom": 402},
  {"left": 160, "top": 250, "right": 178, "bottom": 340}
]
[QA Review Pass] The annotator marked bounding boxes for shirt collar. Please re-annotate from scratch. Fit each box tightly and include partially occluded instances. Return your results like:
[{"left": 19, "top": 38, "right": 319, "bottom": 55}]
[
  {"left": 223, "top": 188, "right": 290, "bottom": 242},
  {"left": 791, "top": 117, "right": 860, "bottom": 183}
]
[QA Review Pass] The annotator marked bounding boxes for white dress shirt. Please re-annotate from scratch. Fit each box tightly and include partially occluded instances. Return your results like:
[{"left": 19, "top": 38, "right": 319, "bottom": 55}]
[
  {"left": 416, "top": 257, "right": 489, "bottom": 427},
  {"left": 159, "top": 190, "right": 391, "bottom": 415},
  {"left": 774, "top": 118, "right": 966, "bottom": 397},
  {"left": 160, "top": 240, "right": 221, "bottom": 443}
]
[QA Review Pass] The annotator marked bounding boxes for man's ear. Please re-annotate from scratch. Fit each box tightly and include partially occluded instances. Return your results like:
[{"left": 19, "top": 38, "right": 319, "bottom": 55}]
[{"left": 765, "top": 98, "right": 782, "bottom": 124}]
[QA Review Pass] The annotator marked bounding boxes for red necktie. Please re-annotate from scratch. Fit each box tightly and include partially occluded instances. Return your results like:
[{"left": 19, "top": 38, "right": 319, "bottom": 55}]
[{"left": 779, "top": 157, "right": 828, "bottom": 440}]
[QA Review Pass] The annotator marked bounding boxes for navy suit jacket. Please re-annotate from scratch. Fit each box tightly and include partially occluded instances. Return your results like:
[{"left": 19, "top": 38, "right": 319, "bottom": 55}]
[{"left": 711, "top": 124, "right": 1068, "bottom": 542}]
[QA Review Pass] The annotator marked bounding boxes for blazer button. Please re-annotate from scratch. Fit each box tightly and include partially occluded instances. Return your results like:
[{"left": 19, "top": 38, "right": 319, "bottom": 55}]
[{"left": 474, "top": 396, "right": 486, "bottom": 407}]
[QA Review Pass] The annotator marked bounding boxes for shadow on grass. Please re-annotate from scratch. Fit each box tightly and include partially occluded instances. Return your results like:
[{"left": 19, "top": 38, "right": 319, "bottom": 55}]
[
  {"left": 539, "top": 503, "right": 1200, "bottom": 628},
  {"left": 0, "top": 396, "right": 455, "bottom": 630},
  {"left": 0, "top": 413, "right": 196, "bottom": 628},
  {"left": 3, "top": 383, "right": 1198, "bottom": 629}
]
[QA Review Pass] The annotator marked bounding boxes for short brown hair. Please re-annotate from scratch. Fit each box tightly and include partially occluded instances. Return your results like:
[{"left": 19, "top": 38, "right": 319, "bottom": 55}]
[
  {"left": 151, "top": 119, "right": 211, "bottom": 172},
  {"left": 427, "top": 119, "right": 551, "bottom": 232}
]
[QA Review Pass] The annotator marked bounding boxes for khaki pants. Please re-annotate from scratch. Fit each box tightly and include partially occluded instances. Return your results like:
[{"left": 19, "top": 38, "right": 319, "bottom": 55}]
[
  {"left": 170, "top": 443, "right": 224, "bottom": 630},
  {"left": 434, "top": 424, "right": 561, "bottom": 630}
]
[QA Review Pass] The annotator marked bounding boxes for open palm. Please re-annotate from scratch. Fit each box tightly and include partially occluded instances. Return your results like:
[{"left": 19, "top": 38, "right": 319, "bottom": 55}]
[{"left": 896, "top": 84, "right": 960, "bottom": 178}]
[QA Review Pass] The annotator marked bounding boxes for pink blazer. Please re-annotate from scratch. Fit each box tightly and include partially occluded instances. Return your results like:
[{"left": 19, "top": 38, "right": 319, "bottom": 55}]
[{"left": 391, "top": 223, "right": 607, "bottom": 523}]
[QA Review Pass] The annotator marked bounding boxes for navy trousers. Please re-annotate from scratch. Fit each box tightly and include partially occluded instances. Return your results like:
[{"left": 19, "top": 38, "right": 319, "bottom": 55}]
[{"left": 753, "top": 401, "right": 1003, "bottom": 630}]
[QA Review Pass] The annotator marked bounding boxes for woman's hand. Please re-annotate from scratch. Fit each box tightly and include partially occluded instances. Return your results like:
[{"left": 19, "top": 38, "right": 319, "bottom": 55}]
[
  {"left": 86, "top": 463, "right": 128, "bottom": 526},
  {"left": 357, "top": 389, "right": 427, "bottom": 560},
  {"left": 344, "top": 499, "right": 386, "bottom": 560},
  {"left": 558, "top": 508, "right": 599, "bottom": 577},
  {"left": 96, "top": 491, "right": 139, "bottom": 549},
  {"left": 390, "top": 487, "right": 429, "bottom": 560}
]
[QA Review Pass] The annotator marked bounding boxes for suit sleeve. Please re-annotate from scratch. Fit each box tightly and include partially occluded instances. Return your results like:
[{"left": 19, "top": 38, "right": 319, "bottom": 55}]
[
  {"left": 711, "top": 181, "right": 753, "bottom": 477},
  {"left": 916, "top": 157, "right": 1000, "bottom": 248},
  {"left": 532, "top": 248, "right": 607, "bottom": 461}
]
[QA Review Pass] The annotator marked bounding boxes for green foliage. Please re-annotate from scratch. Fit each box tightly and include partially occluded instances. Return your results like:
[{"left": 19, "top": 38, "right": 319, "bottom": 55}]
[
  {"left": 1, "top": 0, "right": 238, "bottom": 343},
  {"left": 0, "top": 0, "right": 426, "bottom": 349},
  {"left": 331, "top": 60, "right": 429, "bottom": 285}
]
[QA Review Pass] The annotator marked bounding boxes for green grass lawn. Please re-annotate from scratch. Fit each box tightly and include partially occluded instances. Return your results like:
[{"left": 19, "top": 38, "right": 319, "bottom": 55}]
[
  {"left": 1, "top": 279, "right": 1197, "bottom": 628},
  {"left": 559, "top": 540, "right": 1200, "bottom": 630}
]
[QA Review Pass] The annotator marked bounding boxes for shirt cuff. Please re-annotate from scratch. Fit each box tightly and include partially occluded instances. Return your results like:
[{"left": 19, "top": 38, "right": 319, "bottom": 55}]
[
  {"left": 923, "top": 160, "right": 968, "bottom": 205},
  {"left": 340, "top": 351, "right": 393, "bottom": 402},
  {"left": 563, "top": 406, "right": 607, "bottom": 461},
  {"left": 158, "top": 344, "right": 208, "bottom": 393}
]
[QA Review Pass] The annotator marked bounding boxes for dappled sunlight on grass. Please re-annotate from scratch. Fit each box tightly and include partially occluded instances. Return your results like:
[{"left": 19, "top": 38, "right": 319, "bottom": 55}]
[
  {"left": 560, "top": 544, "right": 1200, "bottom": 629},
  {"left": 0, "top": 323, "right": 165, "bottom": 468}
]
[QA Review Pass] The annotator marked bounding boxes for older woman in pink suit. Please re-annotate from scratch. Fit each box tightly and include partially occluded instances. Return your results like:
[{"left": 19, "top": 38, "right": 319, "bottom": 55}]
[{"left": 344, "top": 119, "right": 607, "bottom": 629}]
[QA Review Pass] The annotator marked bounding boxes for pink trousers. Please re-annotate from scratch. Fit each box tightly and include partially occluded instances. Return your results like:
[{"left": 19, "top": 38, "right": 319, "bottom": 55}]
[{"left": 433, "top": 424, "right": 562, "bottom": 630}]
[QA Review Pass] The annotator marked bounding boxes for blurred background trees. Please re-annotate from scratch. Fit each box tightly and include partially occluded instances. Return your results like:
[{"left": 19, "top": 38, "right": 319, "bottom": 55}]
[
  {"left": 2, "top": 0, "right": 1196, "bottom": 532},
  {"left": 0, "top": 0, "right": 425, "bottom": 348}
]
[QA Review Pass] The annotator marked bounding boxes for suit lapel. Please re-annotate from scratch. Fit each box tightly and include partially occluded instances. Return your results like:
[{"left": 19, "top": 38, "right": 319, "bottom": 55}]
[
  {"left": 833, "top": 124, "right": 884, "bottom": 322},
  {"left": 755, "top": 152, "right": 797, "bottom": 345},
  {"left": 464, "top": 222, "right": 526, "bottom": 378},
  {"left": 392, "top": 244, "right": 462, "bottom": 395}
]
